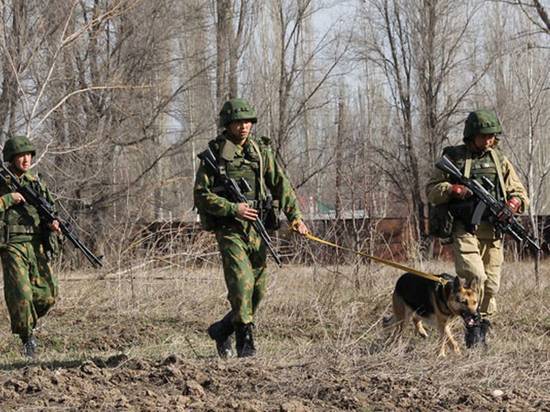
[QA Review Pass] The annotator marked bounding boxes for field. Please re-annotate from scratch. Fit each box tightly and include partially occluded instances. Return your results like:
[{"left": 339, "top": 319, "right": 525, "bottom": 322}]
[{"left": 0, "top": 258, "right": 549, "bottom": 411}]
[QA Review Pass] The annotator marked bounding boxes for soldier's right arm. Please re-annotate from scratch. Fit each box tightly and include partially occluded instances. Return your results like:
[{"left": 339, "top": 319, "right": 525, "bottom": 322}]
[
  {"left": 425, "top": 168, "right": 453, "bottom": 205},
  {"left": 0, "top": 192, "right": 25, "bottom": 212},
  {"left": 193, "top": 163, "right": 238, "bottom": 217}
]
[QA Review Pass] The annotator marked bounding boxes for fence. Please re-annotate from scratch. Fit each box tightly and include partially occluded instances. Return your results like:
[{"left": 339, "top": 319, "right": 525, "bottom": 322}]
[{"left": 136, "top": 215, "right": 549, "bottom": 265}]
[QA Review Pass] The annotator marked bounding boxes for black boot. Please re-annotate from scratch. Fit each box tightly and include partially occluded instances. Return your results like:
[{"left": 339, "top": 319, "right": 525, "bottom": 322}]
[
  {"left": 21, "top": 335, "right": 38, "bottom": 359},
  {"left": 207, "top": 311, "right": 234, "bottom": 358},
  {"left": 235, "top": 323, "right": 256, "bottom": 358},
  {"left": 464, "top": 313, "right": 489, "bottom": 348},
  {"left": 479, "top": 318, "right": 491, "bottom": 344}
]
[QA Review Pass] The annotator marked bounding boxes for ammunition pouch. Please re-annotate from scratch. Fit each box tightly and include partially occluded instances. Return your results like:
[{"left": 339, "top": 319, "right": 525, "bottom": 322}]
[
  {"left": 428, "top": 203, "right": 454, "bottom": 241},
  {"left": 43, "top": 229, "right": 61, "bottom": 260},
  {"left": 449, "top": 199, "right": 478, "bottom": 234},
  {"left": 261, "top": 197, "right": 280, "bottom": 231},
  {"left": 0, "top": 221, "right": 6, "bottom": 247}
]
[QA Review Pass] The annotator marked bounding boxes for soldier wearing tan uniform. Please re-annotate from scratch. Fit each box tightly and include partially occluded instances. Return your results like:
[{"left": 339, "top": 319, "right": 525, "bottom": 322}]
[{"left": 426, "top": 109, "right": 528, "bottom": 344}]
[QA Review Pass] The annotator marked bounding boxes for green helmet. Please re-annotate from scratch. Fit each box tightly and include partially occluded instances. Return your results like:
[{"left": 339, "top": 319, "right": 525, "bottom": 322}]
[
  {"left": 463, "top": 109, "right": 502, "bottom": 142},
  {"left": 2, "top": 135, "right": 36, "bottom": 162},
  {"left": 219, "top": 98, "right": 257, "bottom": 128}
]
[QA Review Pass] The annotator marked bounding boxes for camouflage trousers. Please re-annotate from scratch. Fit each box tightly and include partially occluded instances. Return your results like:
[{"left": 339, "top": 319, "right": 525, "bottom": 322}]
[
  {"left": 215, "top": 224, "right": 267, "bottom": 325},
  {"left": 452, "top": 224, "right": 503, "bottom": 317},
  {"left": 1, "top": 240, "right": 58, "bottom": 340}
]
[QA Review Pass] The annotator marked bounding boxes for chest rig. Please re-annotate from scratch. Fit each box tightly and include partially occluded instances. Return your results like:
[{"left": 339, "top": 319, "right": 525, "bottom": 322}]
[
  {"left": 212, "top": 136, "right": 267, "bottom": 205},
  {"left": 444, "top": 145, "right": 506, "bottom": 201},
  {"left": 443, "top": 145, "right": 507, "bottom": 230},
  {"left": 0, "top": 172, "right": 45, "bottom": 244}
]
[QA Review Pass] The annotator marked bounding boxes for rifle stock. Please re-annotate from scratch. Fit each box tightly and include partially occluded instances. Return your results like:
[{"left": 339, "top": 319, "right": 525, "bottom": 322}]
[
  {"left": 435, "top": 155, "right": 540, "bottom": 252},
  {"left": 198, "top": 147, "right": 283, "bottom": 266},
  {"left": 0, "top": 162, "right": 103, "bottom": 268}
]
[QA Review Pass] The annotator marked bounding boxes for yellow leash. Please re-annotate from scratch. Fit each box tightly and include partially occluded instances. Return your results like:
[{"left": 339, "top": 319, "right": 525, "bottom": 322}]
[{"left": 296, "top": 230, "right": 447, "bottom": 285}]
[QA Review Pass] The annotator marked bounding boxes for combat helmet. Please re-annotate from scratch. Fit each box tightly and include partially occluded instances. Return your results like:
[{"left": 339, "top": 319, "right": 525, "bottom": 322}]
[
  {"left": 3, "top": 135, "right": 36, "bottom": 162},
  {"left": 463, "top": 109, "right": 502, "bottom": 142},
  {"left": 219, "top": 98, "right": 257, "bottom": 128}
]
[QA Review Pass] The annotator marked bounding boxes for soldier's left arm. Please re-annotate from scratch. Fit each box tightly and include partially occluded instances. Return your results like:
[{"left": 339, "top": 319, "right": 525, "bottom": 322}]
[
  {"left": 502, "top": 157, "right": 529, "bottom": 213},
  {"left": 262, "top": 140, "right": 303, "bottom": 224}
]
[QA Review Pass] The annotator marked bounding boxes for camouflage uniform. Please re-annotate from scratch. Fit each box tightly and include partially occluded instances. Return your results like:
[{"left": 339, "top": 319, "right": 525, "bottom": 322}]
[
  {"left": 426, "top": 110, "right": 528, "bottom": 318},
  {"left": 0, "top": 137, "right": 59, "bottom": 350},
  {"left": 194, "top": 98, "right": 304, "bottom": 357},
  {"left": 194, "top": 132, "right": 303, "bottom": 323}
]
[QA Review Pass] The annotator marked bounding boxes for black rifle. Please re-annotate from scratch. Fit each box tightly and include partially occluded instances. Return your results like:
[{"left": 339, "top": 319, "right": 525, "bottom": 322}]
[
  {"left": 436, "top": 155, "right": 540, "bottom": 252},
  {"left": 198, "top": 147, "right": 283, "bottom": 266},
  {"left": 0, "top": 162, "right": 103, "bottom": 268}
]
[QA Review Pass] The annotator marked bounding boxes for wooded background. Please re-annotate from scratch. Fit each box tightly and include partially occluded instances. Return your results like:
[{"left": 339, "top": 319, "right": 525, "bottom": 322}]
[{"left": 1, "top": 0, "right": 548, "bottom": 267}]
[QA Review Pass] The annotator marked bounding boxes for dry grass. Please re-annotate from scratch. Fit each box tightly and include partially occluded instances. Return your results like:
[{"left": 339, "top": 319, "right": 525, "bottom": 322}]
[{"left": 0, "top": 258, "right": 548, "bottom": 410}]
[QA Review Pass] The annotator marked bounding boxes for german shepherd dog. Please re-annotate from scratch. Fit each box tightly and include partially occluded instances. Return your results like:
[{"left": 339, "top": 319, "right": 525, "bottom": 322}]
[{"left": 384, "top": 272, "right": 479, "bottom": 356}]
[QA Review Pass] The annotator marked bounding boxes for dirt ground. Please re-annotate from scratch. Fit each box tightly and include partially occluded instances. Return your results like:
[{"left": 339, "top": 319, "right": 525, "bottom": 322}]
[{"left": 0, "top": 260, "right": 549, "bottom": 411}]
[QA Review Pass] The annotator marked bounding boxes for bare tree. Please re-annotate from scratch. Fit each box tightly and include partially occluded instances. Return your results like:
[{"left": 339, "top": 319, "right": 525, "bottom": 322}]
[{"left": 215, "top": 0, "right": 257, "bottom": 105}]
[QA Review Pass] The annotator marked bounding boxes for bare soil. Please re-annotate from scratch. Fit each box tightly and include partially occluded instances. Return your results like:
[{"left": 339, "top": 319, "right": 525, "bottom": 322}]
[{"left": 1, "top": 260, "right": 549, "bottom": 411}]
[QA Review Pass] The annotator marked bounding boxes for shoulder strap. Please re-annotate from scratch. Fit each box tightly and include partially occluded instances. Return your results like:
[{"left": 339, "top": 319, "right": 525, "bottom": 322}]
[
  {"left": 443, "top": 145, "right": 471, "bottom": 176},
  {"left": 207, "top": 139, "right": 227, "bottom": 177},
  {"left": 490, "top": 148, "right": 507, "bottom": 199},
  {"left": 248, "top": 138, "right": 266, "bottom": 200}
]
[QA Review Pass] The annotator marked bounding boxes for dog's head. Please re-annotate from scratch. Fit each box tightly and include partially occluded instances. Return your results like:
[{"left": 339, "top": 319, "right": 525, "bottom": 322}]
[{"left": 446, "top": 275, "right": 479, "bottom": 320}]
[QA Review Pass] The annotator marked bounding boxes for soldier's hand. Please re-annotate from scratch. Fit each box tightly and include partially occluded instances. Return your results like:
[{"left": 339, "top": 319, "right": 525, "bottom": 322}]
[
  {"left": 10, "top": 192, "right": 26, "bottom": 204},
  {"left": 497, "top": 197, "right": 521, "bottom": 222},
  {"left": 291, "top": 219, "right": 309, "bottom": 235},
  {"left": 505, "top": 197, "right": 521, "bottom": 214},
  {"left": 449, "top": 184, "right": 472, "bottom": 199},
  {"left": 48, "top": 219, "right": 61, "bottom": 233},
  {"left": 236, "top": 202, "right": 258, "bottom": 221}
]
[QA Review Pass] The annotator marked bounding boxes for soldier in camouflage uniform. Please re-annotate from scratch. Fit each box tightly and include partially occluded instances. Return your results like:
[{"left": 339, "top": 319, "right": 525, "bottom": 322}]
[
  {"left": 426, "top": 109, "right": 528, "bottom": 346},
  {"left": 194, "top": 98, "right": 309, "bottom": 358},
  {"left": 0, "top": 136, "right": 60, "bottom": 358}
]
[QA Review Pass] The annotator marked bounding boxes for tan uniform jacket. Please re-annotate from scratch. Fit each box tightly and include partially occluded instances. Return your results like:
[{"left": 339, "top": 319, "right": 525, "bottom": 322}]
[{"left": 426, "top": 146, "right": 528, "bottom": 239}]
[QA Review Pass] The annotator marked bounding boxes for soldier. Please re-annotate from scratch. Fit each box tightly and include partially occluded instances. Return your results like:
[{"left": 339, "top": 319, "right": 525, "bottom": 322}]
[
  {"left": 0, "top": 136, "right": 61, "bottom": 358},
  {"left": 426, "top": 109, "right": 528, "bottom": 346},
  {"left": 194, "top": 98, "right": 308, "bottom": 358}
]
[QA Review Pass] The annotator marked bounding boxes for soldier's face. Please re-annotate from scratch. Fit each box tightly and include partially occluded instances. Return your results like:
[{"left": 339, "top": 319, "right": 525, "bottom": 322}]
[
  {"left": 13, "top": 152, "right": 33, "bottom": 173},
  {"left": 227, "top": 120, "right": 252, "bottom": 144},
  {"left": 473, "top": 134, "right": 496, "bottom": 152}
]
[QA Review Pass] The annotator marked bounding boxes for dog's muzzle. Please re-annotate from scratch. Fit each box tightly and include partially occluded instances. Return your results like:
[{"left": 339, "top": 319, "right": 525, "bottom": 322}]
[
  {"left": 462, "top": 311, "right": 490, "bottom": 349},
  {"left": 461, "top": 311, "right": 480, "bottom": 328}
]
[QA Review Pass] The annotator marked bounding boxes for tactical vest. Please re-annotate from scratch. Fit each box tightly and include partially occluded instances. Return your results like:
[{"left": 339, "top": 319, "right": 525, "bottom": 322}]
[
  {"left": 198, "top": 134, "right": 272, "bottom": 230},
  {"left": 0, "top": 171, "right": 46, "bottom": 245},
  {"left": 443, "top": 145, "right": 506, "bottom": 227},
  {"left": 442, "top": 145, "right": 505, "bottom": 201}
]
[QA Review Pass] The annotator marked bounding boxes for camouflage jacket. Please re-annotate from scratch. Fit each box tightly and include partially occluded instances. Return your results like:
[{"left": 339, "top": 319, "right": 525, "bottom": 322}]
[
  {"left": 194, "top": 132, "right": 303, "bottom": 230},
  {"left": 0, "top": 170, "right": 56, "bottom": 244}
]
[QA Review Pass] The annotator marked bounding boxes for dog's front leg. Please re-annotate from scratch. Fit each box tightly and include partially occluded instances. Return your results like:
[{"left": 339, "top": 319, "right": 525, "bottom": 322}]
[
  {"left": 444, "top": 324, "right": 461, "bottom": 354},
  {"left": 438, "top": 335, "right": 448, "bottom": 357}
]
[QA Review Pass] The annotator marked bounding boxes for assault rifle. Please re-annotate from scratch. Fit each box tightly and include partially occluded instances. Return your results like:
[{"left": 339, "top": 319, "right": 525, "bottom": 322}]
[
  {"left": 0, "top": 162, "right": 103, "bottom": 268},
  {"left": 436, "top": 155, "right": 540, "bottom": 252},
  {"left": 198, "top": 147, "right": 283, "bottom": 266}
]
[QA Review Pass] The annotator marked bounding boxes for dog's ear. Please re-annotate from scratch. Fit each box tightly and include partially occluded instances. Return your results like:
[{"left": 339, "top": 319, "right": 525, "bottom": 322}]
[{"left": 452, "top": 276, "right": 465, "bottom": 292}]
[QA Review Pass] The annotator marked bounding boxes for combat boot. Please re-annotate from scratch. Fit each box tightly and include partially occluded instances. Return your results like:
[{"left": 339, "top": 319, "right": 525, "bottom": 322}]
[
  {"left": 464, "top": 313, "right": 489, "bottom": 349},
  {"left": 207, "top": 311, "right": 234, "bottom": 358},
  {"left": 235, "top": 323, "right": 256, "bottom": 358},
  {"left": 21, "top": 335, "right": 38, "bottom": 359},
  {"left": 479, "top": 318, "right": 491, "bottom": 344}
]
